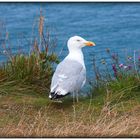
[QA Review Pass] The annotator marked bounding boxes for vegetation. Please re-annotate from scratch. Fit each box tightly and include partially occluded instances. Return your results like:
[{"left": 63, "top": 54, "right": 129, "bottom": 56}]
[
  {"left": 91, "top": 48, "right": 140, "bottom": 106},
  {"left": 0, "top": 11, "right": 59, "bottom": 93},
  {"left": 0, "top": 12, "right": 140, "bottom": 137}
]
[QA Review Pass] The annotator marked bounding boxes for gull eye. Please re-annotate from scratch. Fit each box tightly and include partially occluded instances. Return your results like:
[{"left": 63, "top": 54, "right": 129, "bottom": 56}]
[{"left": 77, "top": 39, "right": 81, "bottom": 42}]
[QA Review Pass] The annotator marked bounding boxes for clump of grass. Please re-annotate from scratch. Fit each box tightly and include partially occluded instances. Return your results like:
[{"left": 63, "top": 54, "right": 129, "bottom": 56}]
[
  {"left": 91, "top": 48, "right": 140, "bottom": 106},
  {"left": 0, "top": 11, "right": 59, "bottom": 93}
]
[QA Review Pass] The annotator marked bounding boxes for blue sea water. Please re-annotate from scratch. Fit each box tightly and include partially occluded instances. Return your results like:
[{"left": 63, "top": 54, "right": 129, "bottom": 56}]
[{"left": 0, "top": 3, "right": 140, "bottom": 79}]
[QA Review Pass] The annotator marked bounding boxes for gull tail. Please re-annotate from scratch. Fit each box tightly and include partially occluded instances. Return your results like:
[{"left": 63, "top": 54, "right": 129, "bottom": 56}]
[{"left": 49, "top": 92, "right": 70, "bottom": 100}]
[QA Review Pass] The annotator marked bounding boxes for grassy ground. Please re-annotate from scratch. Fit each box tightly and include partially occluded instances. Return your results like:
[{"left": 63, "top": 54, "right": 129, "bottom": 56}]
[{"left": 0, "top": 79, "right": 140, "bottom": 137}]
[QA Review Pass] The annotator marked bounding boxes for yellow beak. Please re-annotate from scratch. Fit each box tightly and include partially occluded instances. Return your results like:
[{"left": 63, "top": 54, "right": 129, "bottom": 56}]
[{"left": 85, "top": 41, "right": 96, "bottom": 47}]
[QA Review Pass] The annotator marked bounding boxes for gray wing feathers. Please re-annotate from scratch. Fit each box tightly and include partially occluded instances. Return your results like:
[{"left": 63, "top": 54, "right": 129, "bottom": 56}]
[{"left": 51, "top": 59, "right": 86, "bottom": 94}]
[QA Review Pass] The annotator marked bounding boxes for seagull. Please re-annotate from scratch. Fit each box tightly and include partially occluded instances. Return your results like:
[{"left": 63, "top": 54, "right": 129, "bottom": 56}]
[{"left": 49, "top": 36, "right": 95, "bottom": 102}]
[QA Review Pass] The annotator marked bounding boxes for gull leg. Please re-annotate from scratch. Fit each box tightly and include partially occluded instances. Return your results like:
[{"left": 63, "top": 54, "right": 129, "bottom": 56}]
[
  {"left": 76, "top": 91, "right": 79, "bottom": 103},
  {"left": 72, "top": 92, "right": 75, "bottom": 104}
]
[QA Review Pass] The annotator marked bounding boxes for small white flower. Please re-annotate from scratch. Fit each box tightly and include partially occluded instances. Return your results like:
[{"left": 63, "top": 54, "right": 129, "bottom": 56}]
[
  {"left": 123, "top": 66, "right": 128, "bottom": 69},
  {"left": 3, "top": 50, "right": 6, "bottom": 54}
]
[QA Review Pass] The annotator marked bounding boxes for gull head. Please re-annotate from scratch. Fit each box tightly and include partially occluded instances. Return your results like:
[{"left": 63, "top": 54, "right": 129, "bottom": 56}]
[{"left": 67, "top": 36, "right": 96, "bottom": 51}]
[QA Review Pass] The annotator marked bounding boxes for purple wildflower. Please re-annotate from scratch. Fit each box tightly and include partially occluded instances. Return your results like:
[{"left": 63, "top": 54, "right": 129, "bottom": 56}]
[
  {"left": 112, "top": 54, "right": 116, "bottom": 60},
  {"left": 138, "top": 56, "right": 140, "bottom": 61},
  {"left": 119, "top": 63, "right": 124, "bottom": 68},
  {"left": 112, "top": 64, "right": 117, "bottom": 77},
  {"left": 127, "top": 56, "right": 132, "bottom": 60},
  {"left": 128, "top": 65, "right": 132, "bottom": 70}
]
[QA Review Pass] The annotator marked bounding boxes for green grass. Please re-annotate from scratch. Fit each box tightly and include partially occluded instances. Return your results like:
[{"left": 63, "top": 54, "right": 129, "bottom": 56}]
[{"left": 0, "top": 70, "right": 140, "bottom": 137}]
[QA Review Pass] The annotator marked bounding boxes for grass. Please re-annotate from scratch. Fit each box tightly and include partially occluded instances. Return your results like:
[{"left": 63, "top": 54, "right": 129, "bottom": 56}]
[
  {"left": 0, "top": 78, "right": 140, "bottom": 137},
  {"left": 0, "top": 11, "right": 59, "bottom": 94},
  {"left": 0, "top": 12, "right": 140, "bottom": 137}
]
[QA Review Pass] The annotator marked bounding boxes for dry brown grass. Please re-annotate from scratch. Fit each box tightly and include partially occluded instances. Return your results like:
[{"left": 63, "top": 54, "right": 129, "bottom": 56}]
[{"left": 0, "top": 101, "right": 140, "bottom": 138}]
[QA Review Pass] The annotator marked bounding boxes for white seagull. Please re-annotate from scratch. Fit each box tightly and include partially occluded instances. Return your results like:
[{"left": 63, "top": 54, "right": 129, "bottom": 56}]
[{"left": 49, "top": 36, "right": 95, "bottom": 101}]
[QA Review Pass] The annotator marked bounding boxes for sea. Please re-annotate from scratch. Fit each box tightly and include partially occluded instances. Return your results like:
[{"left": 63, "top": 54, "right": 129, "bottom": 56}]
[{"left": 0, "top": 2, "right": 140, "bottom": 79}]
